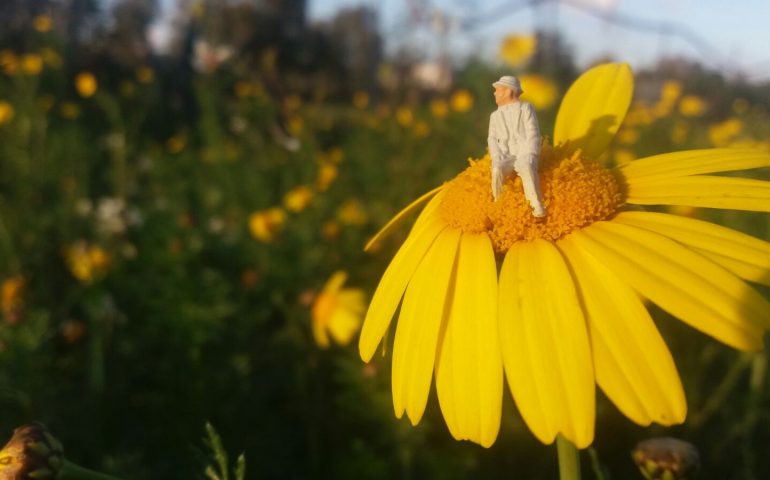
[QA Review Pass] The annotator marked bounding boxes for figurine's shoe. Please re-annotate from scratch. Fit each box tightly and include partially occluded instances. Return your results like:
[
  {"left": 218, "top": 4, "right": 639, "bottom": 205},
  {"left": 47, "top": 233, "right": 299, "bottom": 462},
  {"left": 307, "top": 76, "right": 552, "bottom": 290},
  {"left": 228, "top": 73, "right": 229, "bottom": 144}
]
[{"left": 532, "top": 206, "right": 546, "bottom": 218}]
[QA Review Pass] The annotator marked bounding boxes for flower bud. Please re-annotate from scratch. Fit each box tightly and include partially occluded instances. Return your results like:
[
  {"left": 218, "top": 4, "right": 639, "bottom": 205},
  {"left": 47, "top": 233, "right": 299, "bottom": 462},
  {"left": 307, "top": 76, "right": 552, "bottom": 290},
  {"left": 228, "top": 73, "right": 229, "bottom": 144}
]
[
  {"left": 632, "top": 437, "right": 700, "bottom": 480},
  {"left": 0, "top": 423, "right": 64, "bottom": 480}
]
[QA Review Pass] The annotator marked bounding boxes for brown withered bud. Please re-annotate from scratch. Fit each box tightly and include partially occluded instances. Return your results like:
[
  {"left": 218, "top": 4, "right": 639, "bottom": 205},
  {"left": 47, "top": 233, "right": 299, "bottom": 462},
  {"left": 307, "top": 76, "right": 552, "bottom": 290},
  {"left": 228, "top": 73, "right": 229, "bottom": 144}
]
[
  {"left": 632, "top": 437, "right": 700, "bottom": 480},
  {"left": 0, "top": 423, "right": 64, "bottom": 480}
]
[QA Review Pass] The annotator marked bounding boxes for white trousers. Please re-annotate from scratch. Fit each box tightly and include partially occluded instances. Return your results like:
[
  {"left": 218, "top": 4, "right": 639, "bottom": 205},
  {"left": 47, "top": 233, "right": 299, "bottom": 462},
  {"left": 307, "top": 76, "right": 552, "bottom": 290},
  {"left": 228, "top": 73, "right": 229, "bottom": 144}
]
[{"left": 492, "top": 154, "right": 545, "bottom": 213}]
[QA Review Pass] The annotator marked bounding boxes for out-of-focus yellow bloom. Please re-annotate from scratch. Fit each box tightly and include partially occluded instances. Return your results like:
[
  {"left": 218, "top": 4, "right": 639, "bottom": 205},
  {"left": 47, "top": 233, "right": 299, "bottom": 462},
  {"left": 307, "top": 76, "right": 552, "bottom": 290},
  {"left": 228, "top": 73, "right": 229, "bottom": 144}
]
[
  {"left": 678, "top": 95, "right": 706, "bottom": 117},
  {"left": 708, "top": 118, "right": 743, "bottom": 147},
  {"left": 519, "top": 74, "right": 558, "bottom": 110},
  {"left": 1, "top": 276, "right": 24, "bottom": 323},
  {"left": 21, "top": 54, "right": 43, "bottom": 75},
  {"left": 353, "top": 91, "right": 369, "bottom": 109},
  {"left": 321, "top": 220, "right": 341, "bottom": 240},
  {"left": 732, "top": 98, "right": 750, "bottom": 115},
  {"left": 617, "top": 128, "right": 639, "bottom": 145},
  {"left": 413, "top": 120, "right": 430, "bottom": 138},
  {"left": 136, "top": 66, "right": 154, "bottom": 84},
  {"left": 311, "top": 271, "right": 365, "bottom": 348},
  {"left": 498, "top": 34, "right": 537, "bottom": 67},
  {"left": 430, "top": 99, "right": 449, "bottom": 118},
  {"left": 337, "top": 199, "right": 368, "bottom": 225},
  {"left": 75, "top": 72, "right": 97, "bottom": 98},
  {"left": 33, "top": 15, "right": 53, "bottom": 32},
  {"left": 287, "top": 115, "right": 303, "bottom": 136},
  {"left": 40, "top": 48, "right": 61, "bottom": 68},
  {"left": 234, "top": 81, "right": 252, "bottom": 98},
  {"left": 59, "top": 102, "right": 80, "bottom": 119},
  {"left": 624, "top": 101, "right": 655, "bottom": 127},
  {"left": 0, "top": 50, "right": 19, "bottom": 76},
  {"left": 0, "top": 101, "right": 14, "bottom": 125},
  {"left": 248, "top": 207, "right": 286, "bottom": 242},
  {"left": 327, "top": 147, "right": 344, "bottom": 164},
  {"left": 396, "top": 106, "right": 413, "bottom": 126},
  {"left": 166, "top": 134, "right": 186, "bottom": 153},
  {"left": 450, "top": 89, "right": 473, "bottom": 112},
  {"left": 613, "top": 148, "right": 636, "bottom": 166},
  {"left": 670, "top": 121, "right": 689, "bottom": 144},
  {"left": 316, "top": 163, "right": 338, "bottom": 192},
  {"left": 283, "top": 185, "right": 314, "bottom": 213},
  {"left": 284, "top": 94, "right": 302, "bottom": 111},
  {"left": 64, "top": 243, "right": 110, "bottom": 284},
  {"left": 660, "top": 80, "right": 682, "bottom": 104}
]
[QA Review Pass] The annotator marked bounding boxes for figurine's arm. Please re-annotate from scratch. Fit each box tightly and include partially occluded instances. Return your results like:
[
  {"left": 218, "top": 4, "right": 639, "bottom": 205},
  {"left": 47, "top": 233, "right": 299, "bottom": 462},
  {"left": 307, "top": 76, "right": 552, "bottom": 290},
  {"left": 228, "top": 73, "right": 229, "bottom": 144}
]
[
  {"left": 522, "top": 103, "right": 542, "bottom": 157},
  {"left": 487, "top": 112, "right": 504, "bottom": 164}
]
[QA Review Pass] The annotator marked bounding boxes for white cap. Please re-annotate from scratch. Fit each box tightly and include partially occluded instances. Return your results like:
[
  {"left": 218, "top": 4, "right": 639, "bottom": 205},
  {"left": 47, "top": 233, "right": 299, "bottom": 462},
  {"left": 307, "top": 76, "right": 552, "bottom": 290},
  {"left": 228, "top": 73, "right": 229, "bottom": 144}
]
[{"left": 492, "top": 75, "right": 523, "bottom": 94}]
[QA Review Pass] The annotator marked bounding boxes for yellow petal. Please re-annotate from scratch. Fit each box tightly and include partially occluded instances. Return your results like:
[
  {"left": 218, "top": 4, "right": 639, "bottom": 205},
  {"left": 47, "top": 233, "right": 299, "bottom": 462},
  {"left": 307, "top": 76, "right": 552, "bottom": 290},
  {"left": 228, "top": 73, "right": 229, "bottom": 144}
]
[
  {"left": 435, "top": 233, "right": 502, "bottom": 448},
  {"left": 625, "top": 176, "right": 770, "bottom": 212},
  {"left": 498, "top": 239, "right": 594, "bottom": 448},
  {"left": 558, "top": 236, "right": 686, "bottom": 427},
  {"left": 553, "top": 63, "right": 633, "bottom": 159},
  {"left": 364, "top": 185, "right": 444, "bottom": 252},
  {"left": 614, "top": 211, "right": 770, "bottom": 286},
  {"left": 572, "top": 221, "right": 770, "bottom": 351},
  {"left": 359, "top": 217, "right": 445, "bottom": 362},
  {"left": 322, "top": 270, "right": 347, "bottom": 294},
  {"left": 619, "top": 149, "right": 770, "bottom": 184},
  {"left": 392, "top": 228, "right": 460, "bottom": 423}
]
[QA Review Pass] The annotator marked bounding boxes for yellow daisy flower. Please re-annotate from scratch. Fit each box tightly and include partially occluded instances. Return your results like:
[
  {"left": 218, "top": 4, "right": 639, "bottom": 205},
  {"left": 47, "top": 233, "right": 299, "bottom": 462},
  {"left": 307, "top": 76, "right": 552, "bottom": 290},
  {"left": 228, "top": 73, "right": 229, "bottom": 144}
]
[
  {"left": 311, "top": 271, "right": 365, "bottom": 348},
  {"left": 359, "top": 63, "right": 770, "bottom": 449},
  {"left": 498, "top": 34, "right": 537, "bottom": 67},
  {"left": 75, "top": 72, "right": 98, "bottom": 98}
]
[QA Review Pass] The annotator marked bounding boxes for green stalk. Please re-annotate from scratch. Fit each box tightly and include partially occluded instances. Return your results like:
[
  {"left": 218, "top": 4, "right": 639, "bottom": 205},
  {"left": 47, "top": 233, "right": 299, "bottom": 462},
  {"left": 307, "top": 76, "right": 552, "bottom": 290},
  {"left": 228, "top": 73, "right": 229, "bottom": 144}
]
[
  {"left": 556, "top": 435, "right": 581, "bottom": 480},
  {"left": 58, "top": 460, "right": 124, "bottom": 480}
]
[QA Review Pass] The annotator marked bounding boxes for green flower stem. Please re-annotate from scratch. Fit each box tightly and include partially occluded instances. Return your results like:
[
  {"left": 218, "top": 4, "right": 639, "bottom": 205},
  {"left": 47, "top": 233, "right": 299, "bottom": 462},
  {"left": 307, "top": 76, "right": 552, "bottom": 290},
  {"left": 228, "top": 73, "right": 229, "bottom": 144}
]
[
  {"left": 556, "top": 435, "right": 581, "bottom": 480},
  {"left": 58, "top": 460, "right": 125, "bottom": 480}
]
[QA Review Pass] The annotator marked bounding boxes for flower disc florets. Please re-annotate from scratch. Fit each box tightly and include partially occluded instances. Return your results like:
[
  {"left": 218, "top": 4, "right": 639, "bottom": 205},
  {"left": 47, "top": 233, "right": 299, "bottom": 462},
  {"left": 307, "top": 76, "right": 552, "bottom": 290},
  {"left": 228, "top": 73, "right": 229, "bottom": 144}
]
[{"left": 438, "top": 143, "right": 624, "bottom": 252}]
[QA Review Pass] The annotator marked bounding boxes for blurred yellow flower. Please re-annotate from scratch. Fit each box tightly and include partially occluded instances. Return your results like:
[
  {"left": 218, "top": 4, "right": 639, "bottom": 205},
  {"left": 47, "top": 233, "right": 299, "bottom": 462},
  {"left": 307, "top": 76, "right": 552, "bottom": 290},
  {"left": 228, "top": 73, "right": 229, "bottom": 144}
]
[
  {"left": 21, "top": 54, "right": 43, "bottom": 75},
  {"left": 59, "top": 102, "right": 80, "bottom": 119},
  {"left": 396, "top": 106, "right": 414, "bottom": 126},
  {"left": 321, "top": 220, "right": 341, "bottom": 240},
  {"left": 40, "top": 48, "right": 62, "bottom": 68},
  {"left": 166, "top": 134, "right": 186, "bottom": 153},
  {"left": 64, "top": 243, "right": 110, "bottom": 284},
  {"left": 450, "top": 89, "right": 473, "bottom": 112},
  {"left": 519, "top": 74, "right": 558, "bottom": 110},
  {"left": 732, "top": 98, "right": 750, "bottom": 115},
  {"left": 616, "top": 128, "right": 639, "bottom": 145},
  {"left": 0, "top": 101, "right": 14, "bottom": 125},
  {"left": 430, "top": 99, "right": 449, "bottom": 118},
  {"left": 613, "top": 148, "right": 636, "bottom": 166},
  {"left": 624, "top": 101, "right": 655, "bottom": 127},
  {"left": 708, "top": 118, "right": 743, "bottom": 147},
  {"left": 283, "top": 185, "right": 314, "bottom": 213},
  {"left": 498, "top": 34, "right": 537, "bottom": 67},
  {"left": 33, "top": 15, "right": 53, "bottom": 32},
  {"left": 248, "top": 207, "right": 286, "bottom": 242},
  {"left": 337, "top": 199, "right": 368, "bottom": 225},
  {"left": 136, "top": 66, "right": 154, "bottom": 84},
  {"left": 316, "top": 163, "right": 338, "bottom": 192},
  {"left": 327, "top": 147, "right": 344, "bottom": 164},
  {"left": 311, "top": 271, "right": 365, "bottom": 348},
  {"left": 75, "top": 72, "right": 98, "bottom": 98},
  {"left": 284, "top": 94, "right": 302, "bottom": 111},
  {"left": 413, "top": 120, "right": 430, "bottom": 138},
  {"left": 660, "top": 80, "right": 682, "bottom": 104},
  {"left": 0, "top": 50, "right": 18, "bottom": 76},
  {"left": 353, "top": 91, "right": 369, "bottom": 109},
  {"left": 1, "top": 276, "right": 24, "bottom": 323},
  {"left": 287, "top": 115, "right": 303, "bottom": 136},
  {"left": 678, "top": 95, "right": 706, "bottom": 117}
]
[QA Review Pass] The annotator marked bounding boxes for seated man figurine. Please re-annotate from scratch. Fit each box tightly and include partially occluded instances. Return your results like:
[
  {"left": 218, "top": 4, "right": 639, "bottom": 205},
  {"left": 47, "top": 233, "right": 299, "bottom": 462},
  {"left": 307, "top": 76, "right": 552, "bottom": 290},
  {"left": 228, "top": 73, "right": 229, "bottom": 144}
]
[{"left": 488, "top": 75, "right": 546, "bottom": 218}]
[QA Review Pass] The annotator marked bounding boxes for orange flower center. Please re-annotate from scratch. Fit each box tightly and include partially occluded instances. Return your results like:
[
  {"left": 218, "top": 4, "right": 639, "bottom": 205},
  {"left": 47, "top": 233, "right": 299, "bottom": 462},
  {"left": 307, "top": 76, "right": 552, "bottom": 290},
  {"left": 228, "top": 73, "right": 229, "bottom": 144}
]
[{"left": 438, "top": 144, "right": 624, "bottom": 252}]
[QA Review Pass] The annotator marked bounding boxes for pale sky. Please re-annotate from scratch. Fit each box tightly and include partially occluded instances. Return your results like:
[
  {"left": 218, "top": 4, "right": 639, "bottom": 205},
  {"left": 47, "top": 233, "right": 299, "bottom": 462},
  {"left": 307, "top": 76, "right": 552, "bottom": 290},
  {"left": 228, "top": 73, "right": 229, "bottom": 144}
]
[{"left": 308, "top": 0, "right": 770, "bottom": 82}]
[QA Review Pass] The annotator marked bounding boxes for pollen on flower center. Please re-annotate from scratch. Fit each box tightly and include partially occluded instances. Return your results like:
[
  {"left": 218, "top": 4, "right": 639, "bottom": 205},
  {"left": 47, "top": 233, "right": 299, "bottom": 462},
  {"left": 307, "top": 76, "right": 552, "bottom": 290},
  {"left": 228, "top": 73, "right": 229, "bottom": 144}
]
[{"left": 438, "top": 144, "right": 624, "bottom": 252}]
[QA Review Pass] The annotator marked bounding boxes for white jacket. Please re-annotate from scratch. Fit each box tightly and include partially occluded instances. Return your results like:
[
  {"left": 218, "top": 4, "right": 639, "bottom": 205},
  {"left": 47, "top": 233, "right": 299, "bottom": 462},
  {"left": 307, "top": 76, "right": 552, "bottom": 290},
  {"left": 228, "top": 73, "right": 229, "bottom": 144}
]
[{"left": 487, "top": 101, "right": 541, "bottom": 164}]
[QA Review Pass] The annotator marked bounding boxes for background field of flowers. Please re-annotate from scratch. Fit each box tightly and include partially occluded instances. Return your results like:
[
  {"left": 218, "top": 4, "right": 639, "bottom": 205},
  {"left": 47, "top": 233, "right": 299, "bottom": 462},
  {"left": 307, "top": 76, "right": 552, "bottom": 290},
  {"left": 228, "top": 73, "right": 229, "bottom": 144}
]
[{"left": 1, "top": 1, "right": 770, "bottom": 478}]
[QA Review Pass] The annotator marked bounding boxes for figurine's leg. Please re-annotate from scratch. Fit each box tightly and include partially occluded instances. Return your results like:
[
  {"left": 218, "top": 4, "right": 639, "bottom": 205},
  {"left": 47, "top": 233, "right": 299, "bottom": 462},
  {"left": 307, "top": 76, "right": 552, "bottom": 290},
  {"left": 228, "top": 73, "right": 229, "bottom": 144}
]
[{"left": 514, "top": 156, "right": 546, "bottom": 217}]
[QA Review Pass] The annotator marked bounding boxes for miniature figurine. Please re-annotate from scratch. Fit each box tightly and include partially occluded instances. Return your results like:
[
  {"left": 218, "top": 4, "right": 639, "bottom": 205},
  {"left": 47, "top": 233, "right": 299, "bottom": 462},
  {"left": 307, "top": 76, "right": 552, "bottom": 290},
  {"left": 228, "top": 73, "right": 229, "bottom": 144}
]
[{"left": 488, "top": 75, "right": 546, "bottom": 217}]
